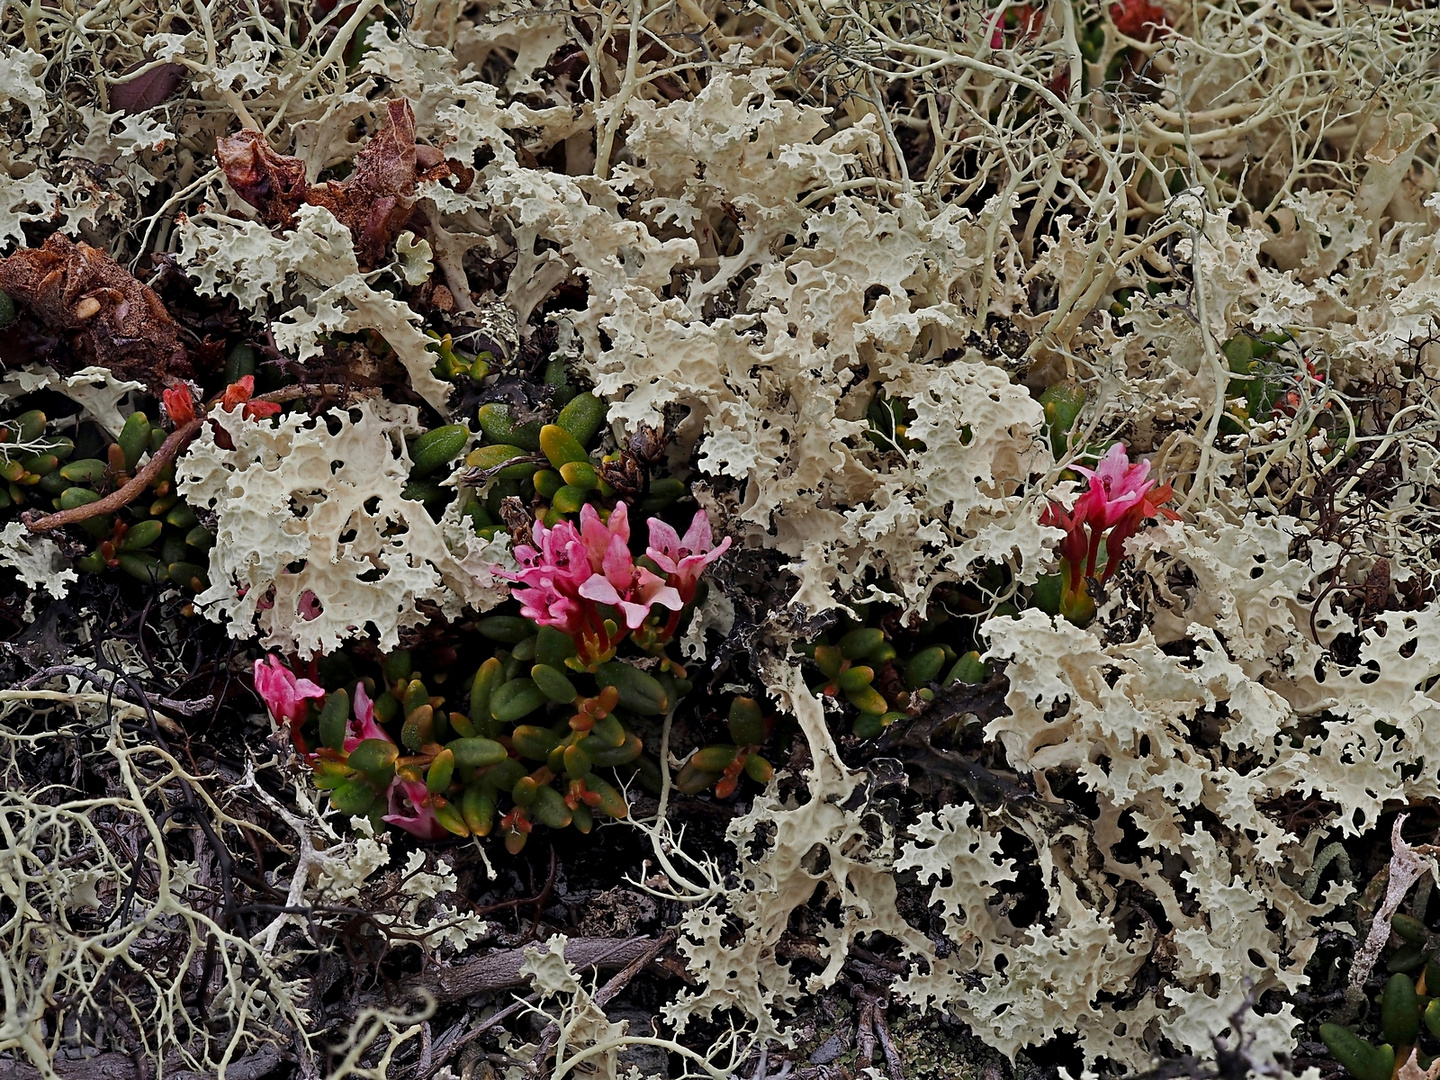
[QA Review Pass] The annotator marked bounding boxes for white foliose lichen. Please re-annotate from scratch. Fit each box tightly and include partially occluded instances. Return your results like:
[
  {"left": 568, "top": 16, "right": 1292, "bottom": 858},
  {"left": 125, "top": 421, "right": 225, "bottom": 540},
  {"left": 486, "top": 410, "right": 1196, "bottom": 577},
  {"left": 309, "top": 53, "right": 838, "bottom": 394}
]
[
  {"left": 0, "top": 521, "right": 76, "bottom": 608},
  {"left": 175, "top": 398, "right": 510, "bottom": 656},
  {"left": 179, "top": 203, "right": 455, "bottom": 413}
]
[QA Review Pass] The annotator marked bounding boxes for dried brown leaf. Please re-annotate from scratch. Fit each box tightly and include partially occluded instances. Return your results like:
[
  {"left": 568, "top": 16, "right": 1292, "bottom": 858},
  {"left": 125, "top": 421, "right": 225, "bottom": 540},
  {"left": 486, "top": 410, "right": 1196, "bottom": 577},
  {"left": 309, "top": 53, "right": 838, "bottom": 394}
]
[
  {"left": 215, "top": 130, "right": 309, "bottom": 227},
  {"left": 305, "top": 99, "right": 417, "bottom": 268},
  {"left": 110, "top": 63, "right": 186, "bottom": 114},
  {"left": 216, "top": 99, "right": 470, "bottom": 270}
]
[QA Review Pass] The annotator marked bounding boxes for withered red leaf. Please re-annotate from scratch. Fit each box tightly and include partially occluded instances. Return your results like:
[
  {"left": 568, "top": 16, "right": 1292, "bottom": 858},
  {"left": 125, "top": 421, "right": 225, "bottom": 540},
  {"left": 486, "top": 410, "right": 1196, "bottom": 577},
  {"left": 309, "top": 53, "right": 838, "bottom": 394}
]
[
  {"left": 214, "top": 99, "right": 470, "bottom": 270},
  {"left": 215, "top": 130, "right": 309, "bottom": 227},
  {"left": 304, "top": 99, "right": 418, "bottom": 268}
]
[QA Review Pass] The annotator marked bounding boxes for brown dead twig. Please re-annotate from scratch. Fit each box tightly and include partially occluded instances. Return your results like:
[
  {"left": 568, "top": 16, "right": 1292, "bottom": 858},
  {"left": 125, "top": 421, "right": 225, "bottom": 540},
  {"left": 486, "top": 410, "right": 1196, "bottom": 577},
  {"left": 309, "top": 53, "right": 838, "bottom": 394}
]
[
  {"left": 14, "top": 664, "right": 214, "bottom": 715},
  {"left": 24, "top": 418, "right": 202, "bottom": 533},
  {"left": 409, "top": 932, "right": 677, "bottom": 1080},
  {"left": 0, "top": 1043, "right": 282, "bottom": 1080},
  {"left": 407, "top": 935, "right": 664, "bottom": 1005},
  {"left": 525, "top": 932, "right": 677, "bottom": 1078}
]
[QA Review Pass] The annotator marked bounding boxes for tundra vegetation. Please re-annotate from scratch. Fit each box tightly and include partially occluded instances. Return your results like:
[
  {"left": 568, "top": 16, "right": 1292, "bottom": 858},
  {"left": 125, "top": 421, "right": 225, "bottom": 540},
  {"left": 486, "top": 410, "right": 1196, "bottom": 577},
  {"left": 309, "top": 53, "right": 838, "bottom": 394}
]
[{"left": 2, "top": 0, "right": 1440, "bottom": 1077}]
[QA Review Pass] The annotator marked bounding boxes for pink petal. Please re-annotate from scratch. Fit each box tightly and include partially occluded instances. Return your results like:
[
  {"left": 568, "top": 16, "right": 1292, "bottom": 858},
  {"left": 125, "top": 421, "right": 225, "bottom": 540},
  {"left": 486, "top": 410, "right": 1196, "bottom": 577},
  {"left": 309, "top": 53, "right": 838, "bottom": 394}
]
[
  {"left": 579, "top": 574, "right": 624, "bottom": 605},
  {"left": 344, "top": 683, "right": 390, "bottom": 751},
  {"left": 617, "top": 575, "right": 683, "bottom": 629},
  {"left": 579, "top": 503, "right": 626, "bottom": 560},
  {"left": 648, "top": 581, "right": 684, "bottom": 612},
  {"left": 298, "top": 590, "right": 322, "bottom": 621},
  {"left": 680, "top": 510, "right": 712, "bottom": 553},
  {"left": 606, "top": 501, "right": 630, "bottom": 541},
  {"left": 292, "top": 677, "right": 325, "bottom": 701},
  {"left": 601, "top": 535, "right": 634, "bottom": 587},
  {"left": 354, "top": 681, "right": 374, "bottom": 724},
  {"left": 646, "top": 518, "right": 681, "bottom": 563},
  {"left": 617, "top": 600, "right": 653, "bottom": 629},
  {"left": 382, "top": 779, "right": 450, "bottom": 839}
]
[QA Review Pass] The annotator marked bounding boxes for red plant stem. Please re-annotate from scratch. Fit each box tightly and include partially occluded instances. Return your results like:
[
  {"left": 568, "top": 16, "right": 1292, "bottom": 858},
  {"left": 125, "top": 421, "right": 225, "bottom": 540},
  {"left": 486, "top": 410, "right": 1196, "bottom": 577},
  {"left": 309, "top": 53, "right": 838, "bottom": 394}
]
[
  {"left": 1084, "top": 521, "right": 1104, "bottom": 580},
  {"left": 27, "top": 418, "right": 203, "bottom": 533}
]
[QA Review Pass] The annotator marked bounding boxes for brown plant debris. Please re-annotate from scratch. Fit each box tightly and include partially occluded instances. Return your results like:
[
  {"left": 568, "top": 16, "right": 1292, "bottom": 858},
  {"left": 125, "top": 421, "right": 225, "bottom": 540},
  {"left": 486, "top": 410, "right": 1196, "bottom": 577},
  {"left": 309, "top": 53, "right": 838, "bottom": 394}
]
[
  {"left": 213, "top": 129, "right": 310, "bottom": 227},
  {"left": 0, "top": 233, "right": 191, "bottom": 389},
  {"left": 216, "top": 99, "right": 473, "bottom": 269}
]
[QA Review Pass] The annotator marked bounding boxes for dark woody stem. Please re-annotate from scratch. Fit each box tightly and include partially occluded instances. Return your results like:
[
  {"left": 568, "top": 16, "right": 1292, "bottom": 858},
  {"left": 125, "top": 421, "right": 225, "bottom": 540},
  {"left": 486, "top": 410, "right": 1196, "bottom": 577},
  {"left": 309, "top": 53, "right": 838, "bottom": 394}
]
[{"left": 27, "top": 418, "right": 203, "bottom": 533}]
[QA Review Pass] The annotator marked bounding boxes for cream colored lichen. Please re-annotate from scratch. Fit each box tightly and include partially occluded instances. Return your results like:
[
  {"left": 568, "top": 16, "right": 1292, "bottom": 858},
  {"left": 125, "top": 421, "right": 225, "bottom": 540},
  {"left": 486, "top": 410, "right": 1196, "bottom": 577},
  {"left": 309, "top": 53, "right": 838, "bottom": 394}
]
[
  {"left": 176, "top": 399, "right": 509, "bottom": 656},
  {"left": 8, "top": 0, "right": 1440, "bottom": 1073},
  {"left": 0, "top": 522, "right": 76, "bottom": 608},
  {"left": 180, "top": 204, "right": 454, "bottom": 412}
]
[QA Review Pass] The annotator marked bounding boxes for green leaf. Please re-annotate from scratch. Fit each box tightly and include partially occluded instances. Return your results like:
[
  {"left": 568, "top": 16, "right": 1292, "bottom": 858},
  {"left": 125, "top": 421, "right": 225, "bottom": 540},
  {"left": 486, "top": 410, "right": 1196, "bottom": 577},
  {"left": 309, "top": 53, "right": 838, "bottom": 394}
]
[
  {"left": 318, "top": 689, "right": 351, "bottom": 752},
  {"left": 490, "top": 678, "right": 548, "bottom": 723}
]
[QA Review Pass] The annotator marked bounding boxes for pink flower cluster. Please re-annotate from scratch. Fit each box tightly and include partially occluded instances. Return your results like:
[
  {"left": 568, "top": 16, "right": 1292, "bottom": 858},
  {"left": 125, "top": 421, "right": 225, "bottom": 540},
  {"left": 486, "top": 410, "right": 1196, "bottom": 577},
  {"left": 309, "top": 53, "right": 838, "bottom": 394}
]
[
  {"left": 1042, "top": 444, "right": 1180, "bottom": 613},
  {"left": 500, "top": 504, "right": 729, "bottom": 665},
  {"left": 253, "top": 655, "right": 446, "bottom": 839},
  {"left": 253, "top": 655, "right": 323, "bottom": 726}
]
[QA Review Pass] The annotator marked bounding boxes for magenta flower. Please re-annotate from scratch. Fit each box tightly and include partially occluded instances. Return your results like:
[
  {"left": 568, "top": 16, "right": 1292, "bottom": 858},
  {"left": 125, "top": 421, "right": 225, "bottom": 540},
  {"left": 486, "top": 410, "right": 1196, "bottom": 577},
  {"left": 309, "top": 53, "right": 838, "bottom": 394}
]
[
  {"left": 496, "top": 502, "right": 709, "bottom": 661},
  {"left": 1041, "top": 444, "right": 1179, "bottom": 623},
  {"left": 646, "top": 510, "right": 731, "bottom": 604},
  {"left": 343, "top": 683, "right": 392, "bottom": 753},
  {"left": 576, "top": 504, "right": 683, "bottom": 628},
  {"left": 254, "top": 655, "right": 325, "bottom": 725},
  {"left": 579, "top": 501, "right": 631, "bottom": 567},
  {"left": 576, "top": 513, "right": 639, "bottom": 608},
  {"left": 1068, "top": 443, "right": 1158, "bottom": 528},
  {"left": 507, "top": 517, "right": 594, "bottom": 634},
  {"left": 383, "top": 778, "right": 449, "bottom": 840}
]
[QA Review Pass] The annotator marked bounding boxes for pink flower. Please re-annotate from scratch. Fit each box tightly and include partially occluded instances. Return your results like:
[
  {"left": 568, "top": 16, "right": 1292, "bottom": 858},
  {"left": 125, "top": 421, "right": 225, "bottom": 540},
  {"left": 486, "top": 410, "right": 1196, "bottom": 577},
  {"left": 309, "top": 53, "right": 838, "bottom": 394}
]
[
  {"left": 496, "top": 502, "right": 699, "bottom": 659},
  {"left": 343, "top": 683, "right": 392, "bottom": 753},
  {"left": 505, "top": 513, "right": 600, "bottom": 633},
  {"left": 622, "top": 569, "right": 684, "bottom": 629},
  {"left": 254, "top": 654, "right": 324, "bottom": 725},
  {"left": 576, "top": 505, "right": 684, "bottom": 629},
  {"left": 646, "top": 510, "right": 731, "bottom": 604},
  {"left": 579, "top": 501, "right": 630, "bottom": 567},
  {"left": 383, "top": 778, "right": 449, "bottom": 840},
  {"left": 1041, "top": 444, "right": 1179, "bottom": 623},
  {"left": 515, "top": 580, "right": 587, "bottom": 636},
  {"left": 1067, "top": 443, "right": 1156, "bottom": 529},
  {"left": 507, "top": 524, "right": 592, "bottom": 635},
  {"left": 576, "top": 509, "right": 638, "bottom": 607}
]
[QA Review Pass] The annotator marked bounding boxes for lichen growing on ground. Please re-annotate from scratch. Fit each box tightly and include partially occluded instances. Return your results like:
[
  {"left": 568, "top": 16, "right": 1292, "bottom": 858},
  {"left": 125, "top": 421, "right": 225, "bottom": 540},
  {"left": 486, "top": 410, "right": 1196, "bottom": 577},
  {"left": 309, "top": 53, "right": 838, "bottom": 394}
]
[{"left": 3, "top": 0, "right": 1440, "bottom": 1076}]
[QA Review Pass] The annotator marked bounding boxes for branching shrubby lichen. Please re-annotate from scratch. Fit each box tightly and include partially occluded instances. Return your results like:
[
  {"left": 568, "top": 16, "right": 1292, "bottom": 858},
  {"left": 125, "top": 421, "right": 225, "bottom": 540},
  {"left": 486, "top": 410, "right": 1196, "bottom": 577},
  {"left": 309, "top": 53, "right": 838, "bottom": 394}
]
[
  {"left": 0, "top": 697, "right": 311, "bottom": 1075},
  {"left": 0, "top": 681, "right": 512, "bottom": 1078}
]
